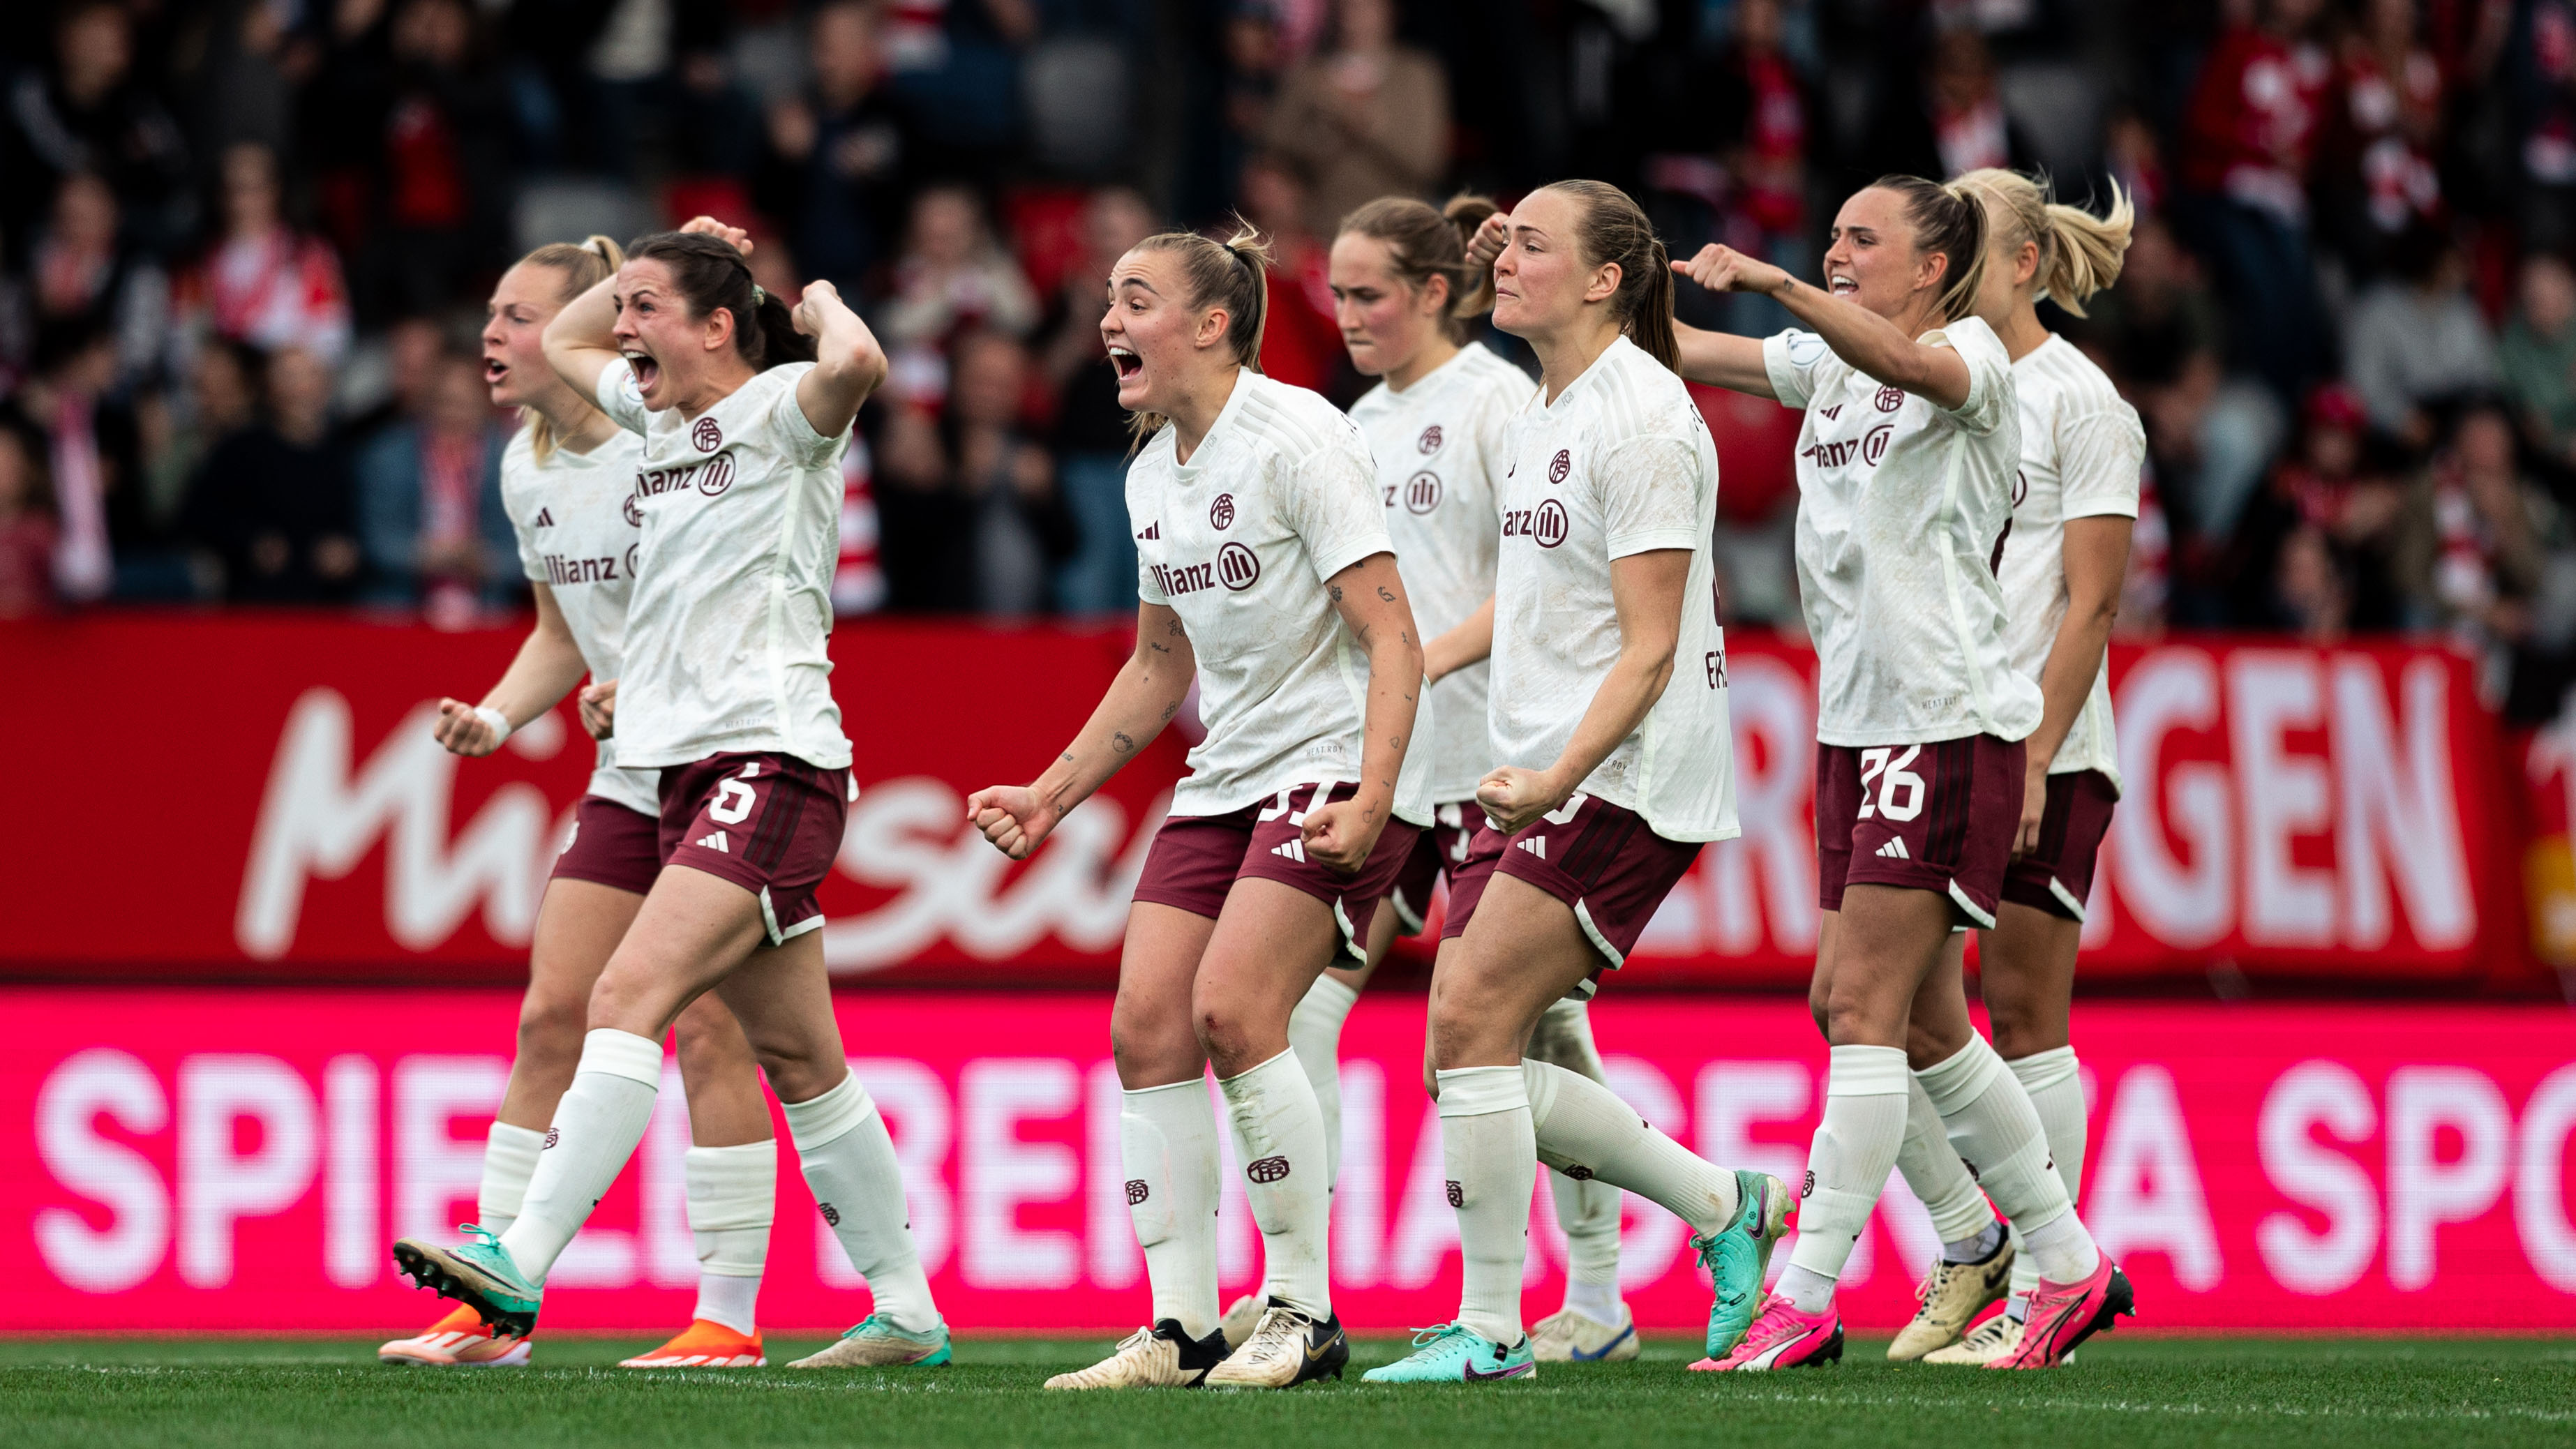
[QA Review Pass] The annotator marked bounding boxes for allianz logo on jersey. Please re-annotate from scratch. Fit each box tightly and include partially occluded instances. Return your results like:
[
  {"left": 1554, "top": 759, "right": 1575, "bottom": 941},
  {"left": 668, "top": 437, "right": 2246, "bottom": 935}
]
[
  {"left": 1802, "top": 424, "right": 1894, "bottom": 470},
  {"left": 538, "top": 547, "right": 639, "bottom": 587},
  {"left": 633, "top": 451, "right": 737, "bottom": 503},
  {"left": 1147, "top": 542, "right": 1261, "bottom": 596}
]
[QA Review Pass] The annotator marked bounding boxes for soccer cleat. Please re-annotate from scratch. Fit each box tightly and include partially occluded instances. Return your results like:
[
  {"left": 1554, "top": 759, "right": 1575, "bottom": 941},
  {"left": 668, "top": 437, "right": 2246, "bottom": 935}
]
[
  {"left": 1986, "top": 1257, "right": 2134, "bottom": 1369},
  {"left": 786, "top": 1314, "right": 952, "bottom": 1368},
  {"left": 1044, "top": 1319, "right": 1231, "bottom": 1390},
  {"left": 1530, "top": 1305, "right": 1639, "bottom": 1362},
  {"left": 1695, "top": 1169, "right": 1795, "bottom": 1359},
  {"left": 1691, "top": 1293, "right": 1844, "bottom": 1371},
  {"left": 1924, "top": 1309, "right": 2021, "bottom": 1365},
  {"left": 1887, "top": 1238, "right": 2015, "bottom": 1361},
  {"left": 1218, "top": 1292, "right": 1266, "bottom": 1350},
  {"left": 1204, "top": 1300, "right": 1349, "bottom": 1388},
  {"left": 377, "top": 1303, "right": 531, "bottom": 1367},
  {"left": 391, "top": 1224, "right": 542, "bottom": 1337},
  {"left": 619, "top": 1319, "right": 765, "bottom": 1368},
  {"left": 1360, "top": 1323, "right": 1536, "bottom": 1384}
]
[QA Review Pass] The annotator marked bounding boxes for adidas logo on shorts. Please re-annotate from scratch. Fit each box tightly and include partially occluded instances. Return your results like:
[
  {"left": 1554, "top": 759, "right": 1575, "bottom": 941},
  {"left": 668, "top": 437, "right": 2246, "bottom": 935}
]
[
  {"left": 1875, "top": 837, "right": 1910, "bottom": 859},
  {"left": 1516, "top": 836, "right": 1548, "bottom": 859},
  {"left": 696, "top": 830, "right": 731, "bottom": 853},
  {"left": 1271, "top": 839, "right": 1306, "bottom": 862}
]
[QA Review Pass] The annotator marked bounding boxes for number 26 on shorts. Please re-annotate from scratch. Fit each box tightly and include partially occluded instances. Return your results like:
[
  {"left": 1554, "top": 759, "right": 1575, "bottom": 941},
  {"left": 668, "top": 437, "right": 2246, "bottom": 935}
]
[{"left": 1855, "top": 746, "right": 1924, "bottom": 822}]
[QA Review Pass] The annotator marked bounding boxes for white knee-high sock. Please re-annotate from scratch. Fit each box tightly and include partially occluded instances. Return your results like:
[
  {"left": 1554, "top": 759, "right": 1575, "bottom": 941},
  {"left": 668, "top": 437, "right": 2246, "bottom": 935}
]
[
  {"left": 684, "top": 1140, "right": 774, "bottom": 1335},
  {"left": 2005, "top": 1046, "right": 2088, "bottom": 1298},
  {"left": 1286, "top": 973, "right": 1361, "bottom": 1184},
  {"left": 1523, "top": 1060, "right": 1739, "bottom": 1236},
  {"left": 1780, "top": 1044, "right": 1910, "bottom": 1313},
  {"left": 1915, "top": 1036, "right": 2098, "bottom": 1285},
  {"left": 1527, "top": 1000, "right": 1624, "bottom": 1322},
  {"left": 784, "top": 1074, "right": 940, "bottom": 1332},
  {"left": 1439, "top": 1065, "right": 1535, "bottom": 1346},
  {"left": 502, "top": 1029, "right": 664, "bottom": 1282},
  {"left": 1218, "top": 1047, "right": 1334, "bottom": 1318},
  {"left": 476, "top": 1122, "right": 544, "bottom": 1237},
  {"left": 1121, "top": 1077, "right": 1222, "bottom": 1339},
  {"left": 1894, "top": 1074, "right": 2000, "bottom": 1250}
]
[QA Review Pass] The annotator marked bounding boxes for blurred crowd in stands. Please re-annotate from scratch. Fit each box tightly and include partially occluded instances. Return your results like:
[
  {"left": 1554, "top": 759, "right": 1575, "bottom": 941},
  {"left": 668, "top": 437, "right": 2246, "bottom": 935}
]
[{"left": 7, "top": 0, "right": 2576, "bottom": 717}]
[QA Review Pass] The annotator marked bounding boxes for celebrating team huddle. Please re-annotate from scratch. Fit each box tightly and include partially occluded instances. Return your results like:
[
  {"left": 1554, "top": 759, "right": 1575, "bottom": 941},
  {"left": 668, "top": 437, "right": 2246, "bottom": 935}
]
[{"left": 384, "top": 157, "right": 2146, "bottom": 1384}]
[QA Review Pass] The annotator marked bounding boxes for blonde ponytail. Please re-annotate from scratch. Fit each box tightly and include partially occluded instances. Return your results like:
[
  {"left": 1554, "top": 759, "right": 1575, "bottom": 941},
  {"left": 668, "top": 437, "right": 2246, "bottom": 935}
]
[
  {"left": 517, "top": 234, "right": 627, "bottom": 463},
  {"left": 1954, "top": 170, "right": 2134, "bottom": 318},
  {"left": 1124, "top": 216, "right": 1273, "bottom": 446}
]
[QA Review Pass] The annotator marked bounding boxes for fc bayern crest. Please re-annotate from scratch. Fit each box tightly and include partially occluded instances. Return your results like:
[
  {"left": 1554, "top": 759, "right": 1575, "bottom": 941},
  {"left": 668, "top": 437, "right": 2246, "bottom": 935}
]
[
  {"left": 1210, "top": 493, "right": 1236, "bottom": 530},
  {"left": 1418, "top": 425, "right": 1442, "bottom": 453},
  {"left": 692, "top": 416, "right": 724, "bottom": 451},
  {"left": 1549, "top": 449, "right": 1571, "bottom": 484},
  {"left": 621, "top": 492, "right": 642, "bottom": 527},
  {"left": 1874, "top": 386, "right": 1904, "bottom": 413}
]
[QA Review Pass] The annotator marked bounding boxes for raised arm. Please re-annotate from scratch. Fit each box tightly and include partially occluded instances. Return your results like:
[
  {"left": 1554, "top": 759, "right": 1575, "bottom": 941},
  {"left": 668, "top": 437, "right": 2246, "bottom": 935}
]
[
  {"left": 431, "top": 585, "right": 591, "bottom": 756},
  {"left": 791, "top": 279, "right": 890, "bottom": 439},
  {"left": 2014, "top": 514, "right": 2133, "bottom": 853},
  {"left": 966, "top": 603, "right": 1198, "bottom": 859},
  {"left": 541, "top": 273, "right": 624, "bottom": 407},
  {"left": 1304, "top": 552, "right": 1426, "bottom": 871},
  {"left": 1671, "top": 319, "right": 1776, "bottom": 397},
  {"left": 1476, "top": 547, "right": 1689, "bottom": 833},
  {"left": 1673, "top": 243, "right": 1972, "bottom": 410}
]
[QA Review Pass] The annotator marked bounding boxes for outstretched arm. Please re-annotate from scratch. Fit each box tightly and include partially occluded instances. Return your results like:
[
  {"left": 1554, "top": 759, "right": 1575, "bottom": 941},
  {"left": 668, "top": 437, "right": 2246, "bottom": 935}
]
[
  {"left": 1671, "top": 320, "right": 1776, "bottom": 397},
  {"left": 1304, "top": 552, "right": 1426, "bottom": 871},
  {"left": 1476, "top": 548, "right": 1688, "bottom": 834},
  {"left": 791, "top": 279, "right": 890, "bottom": 438},
  {"left": 1672, "top": 243, "right": 1972, "bottom": 409},
  {"left": 966, "top": 603, "right": 1197, "bottom": 859}
]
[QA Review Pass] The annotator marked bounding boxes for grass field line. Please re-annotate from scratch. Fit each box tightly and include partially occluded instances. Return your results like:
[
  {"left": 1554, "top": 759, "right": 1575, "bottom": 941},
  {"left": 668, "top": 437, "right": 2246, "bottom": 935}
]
[{"left": 1731, "top": 1388, "right": 2576, "bottom": 1425}]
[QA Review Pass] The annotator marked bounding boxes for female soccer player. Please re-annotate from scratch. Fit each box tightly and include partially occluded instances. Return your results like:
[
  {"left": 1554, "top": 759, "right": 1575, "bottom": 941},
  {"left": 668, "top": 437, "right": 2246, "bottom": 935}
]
[
  {"left": 1248, "top": 193, "right": 1641, "bottom": 1364},
  {"left": 377, "top": 236, "right": 780, "bottom": 1372},
  {"left": 1669, "top": 175, "right": 2132, "bottom": 1372},
  {"left": 391, "top": 219, "right": 952, "bottom": 1370},
  {"left": 966, "top": 224, "right": 1429, "bottom": 1390},
  {"left": 1366, "top": 181, "right": 1788, "bottom": 1387},
  {"left": 1890, "top": 172, "right": 2141, "bottom": 1367}
]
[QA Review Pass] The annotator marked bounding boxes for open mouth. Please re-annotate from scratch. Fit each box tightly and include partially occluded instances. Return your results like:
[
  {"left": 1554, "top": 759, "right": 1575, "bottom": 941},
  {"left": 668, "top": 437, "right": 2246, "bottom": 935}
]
[
  {"left": 623, "top": 350, "right": 661, "bottom": 393},
  {"left": 484, "top": 356, "right": 509, "bottom": 385},
  {"left": 1108, "top": 345, "right": 1142, "bottom": 382},
  {"left": 1827, "top": 274, "right": 1859, "bottom": 297}
]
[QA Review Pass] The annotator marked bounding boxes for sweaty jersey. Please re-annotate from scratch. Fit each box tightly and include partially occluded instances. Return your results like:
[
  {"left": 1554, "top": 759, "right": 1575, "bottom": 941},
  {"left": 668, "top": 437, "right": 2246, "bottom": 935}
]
[
  {"left": 499, "top": 425, "right": 658, "bottom": 815},
  {"left": 2002, "top": 334, "right": 2144, "bottom": 795},
  {"left": 1765, "top": 315, "right": 2044, "bottom": 748},
  {"left": 597, "top": 361, "right": 854, "bottom": 771},
  {"left": 1131, "top": 368, "right": 1432, "bottom": 826},
  {"left": 1347, "top": 343, "right": 1532, "bottom": 802},
  {"left": 1490, "top": 336, "right": 1736, "bottom": 843}
]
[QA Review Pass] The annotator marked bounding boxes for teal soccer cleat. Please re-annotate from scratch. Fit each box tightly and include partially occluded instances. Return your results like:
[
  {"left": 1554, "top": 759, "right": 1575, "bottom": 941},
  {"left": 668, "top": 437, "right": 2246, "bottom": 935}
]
[
  {"left": 1360, "top": 1324, "right": 1536, "bottom": 1384},
  {"left": 1697, "top": 1170, "right": 1795, "bottom": 1359},
  {"left": 391, "top": 1225, "right": 543, "bottom": 1338},
  {"left": 786, "top": 1314, "right": 954, "bottom": 1368}
]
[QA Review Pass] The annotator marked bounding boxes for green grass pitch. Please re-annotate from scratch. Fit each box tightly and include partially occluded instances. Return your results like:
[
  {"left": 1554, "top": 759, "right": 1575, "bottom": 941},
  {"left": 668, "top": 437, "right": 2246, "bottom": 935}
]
[{"left": 2, "top": 1334, "right": 2569, "bottom": 1448}]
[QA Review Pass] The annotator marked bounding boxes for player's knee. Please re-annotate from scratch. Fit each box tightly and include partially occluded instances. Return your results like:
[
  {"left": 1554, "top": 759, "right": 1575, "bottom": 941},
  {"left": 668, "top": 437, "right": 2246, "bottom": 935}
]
[{"left": 516, "top": 989, "right": 587, "bottom": 1062}]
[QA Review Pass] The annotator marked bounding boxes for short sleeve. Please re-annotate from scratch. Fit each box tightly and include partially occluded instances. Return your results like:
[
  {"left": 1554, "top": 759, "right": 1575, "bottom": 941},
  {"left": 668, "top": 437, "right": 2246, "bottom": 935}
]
[
  {"left": 1921, "top": 320, "right": 2013, "bottom": 436},
  {"left": 595, "top": 363, "right": 650, "bottom": 435},
  {"left": 2056, "top": 405, "right": 2146, "bottom": 521},
  {"left": 1762, "top": 329, "right": 1831, "bottom": 410},
  {"left": 1600, "top": 435, "right": 1704, "bottom": 560},
  {"left": 763, "top": 366, "right": 844, "bottom": 467},
  {"left": 1286, "top": 431, "right": 1393, "bottom": 583}
]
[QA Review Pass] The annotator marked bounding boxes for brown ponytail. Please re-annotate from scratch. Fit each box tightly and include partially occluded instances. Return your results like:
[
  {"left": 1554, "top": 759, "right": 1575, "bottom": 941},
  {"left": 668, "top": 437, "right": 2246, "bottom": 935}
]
[
  {"left": 1335, "top": 191, "right": 1502, "bottom": 344},
  {"left": 1866, "top": 174, "right": 1989, "bottom": 324},
  {"left": 1125, "top": 216, "right": 1274, "bottom": 444},
  {"left": 1534, "top": 179, "right": 1680, "bottom": 373},
  {"left": 517, "top": 233, "right": 624, "bottom": 463}
]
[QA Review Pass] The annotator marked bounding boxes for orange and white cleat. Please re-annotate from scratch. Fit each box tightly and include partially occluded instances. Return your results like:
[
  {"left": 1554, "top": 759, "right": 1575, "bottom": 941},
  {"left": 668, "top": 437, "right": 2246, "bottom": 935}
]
[
  {"left": 378, "top": 1303, "right": 532, "bottom": 1367},
  {"left": 617, "top": 1319, "right": 767, "bottom": 1369}
]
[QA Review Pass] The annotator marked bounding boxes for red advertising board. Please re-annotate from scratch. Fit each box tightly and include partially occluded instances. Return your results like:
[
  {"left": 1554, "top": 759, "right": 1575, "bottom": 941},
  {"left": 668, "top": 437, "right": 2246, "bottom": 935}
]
[
  {"left": 0, "top": 616, "right": 2529, "bottom": 989},
  {"left": 9, "top": 988, "right": 2573, "bottom": 1333}
]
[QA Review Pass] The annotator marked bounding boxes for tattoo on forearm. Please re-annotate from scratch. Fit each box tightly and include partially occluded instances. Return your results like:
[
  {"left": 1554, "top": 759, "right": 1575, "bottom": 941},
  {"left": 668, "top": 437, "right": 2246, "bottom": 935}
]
[
  {"left": 1328, "top": 585, "right": 1345, "bottom": 603},
  {"left": 1167, "top": 618, "right": 1184, "bottom": 636},
  {"left": 1149, "top": 640, "right": 1171, "bottom": 654},
  {"left": 1377, "top": 585, "right": 1395, "bottom": 602},
  {"left": 1160, "top": 700, "right": 1181, "bottom": 721},
  {"left": 1112, "top": 731, "right": 1136, "bottom": 754},
  {"left": 1061, "top": 752, "right": 1076, "bottom": 763}
]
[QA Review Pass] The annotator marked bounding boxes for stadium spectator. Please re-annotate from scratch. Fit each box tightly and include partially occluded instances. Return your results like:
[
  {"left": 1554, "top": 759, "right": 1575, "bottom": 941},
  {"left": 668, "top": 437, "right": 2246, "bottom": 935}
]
[
  {"left": 29, "top": 173, "right": 170, "bottom": 391},
  {"left": 0, "top": 0, "right": 193, "bottom": 257},
  {"left": 1263, "top": 0, "right": 1451, "bottom": 241},
  {"left": 2229, "top": 382, "right": 2411, "bottom": 633},
  {"left": 878, "top": 185, "right": 1040, "bottom": 400},
  {"left": 354, "top": 350, "right": 510, "bottom": 621},
  {"left": 179, "top": 344, "right": 361, "bottom": 603},
  {"left": 1924, "top": 28, "right": 2032, "bottom": 182},
  {"left": 0, "top": 417, "right": 57, "bottom": 618},
  {"left": 2395, "top": 403, "right": 2552, "bottom": 655},
  {"left": 1038, "top": 184, "right": 1155, "bottom": 616},
  {"left": 949, "top": 329, "right": 1074, "bottom": 616},
  {"left": 2500, "top": 251, "right": 2576, "bottom": 470},
  {"left": 2316, "top": 0, "right": 2446, "bottom": 279},
  {"left": 2344, "top": 226, "right": 2499, "bottom": 449},
  {"left": 145, "top": 337, "right": 262, "bottom": 556},
  {"left": 179, "top": 143, "right": 354, "bottom": 366},
  {"left": 22, "top": 320, "right": 152, "bottom": 603},
  {"left": 1234, "top": 154, "right": 1348, "bottom": 399},
  {"left": 756, "top": 0, "right": 914, "bottom": 301}
]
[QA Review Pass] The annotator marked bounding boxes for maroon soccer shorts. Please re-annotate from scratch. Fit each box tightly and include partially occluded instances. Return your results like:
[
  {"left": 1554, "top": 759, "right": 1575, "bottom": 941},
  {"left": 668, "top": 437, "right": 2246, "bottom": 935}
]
[
  {"left": 2001, "top": 769, "right": 2117, "bottom": 922},
  {"left": 551, "top": 795, "right": 663, "bottom": 894},
  {"left": 658, "top": 751, "right": 853, "bottom": 945},
  {"left": 1384, "top": 800, "right": 1481, "bottom": 938},
  {"left": 1131, "top": 781, "right": 1422, "bottom": 961},
  {"left": 1815, "top": 733, "right": 2025, "bottom": 927},
  {"left": 1440, "top": 792, "right": 1703, "bottom": 970}
]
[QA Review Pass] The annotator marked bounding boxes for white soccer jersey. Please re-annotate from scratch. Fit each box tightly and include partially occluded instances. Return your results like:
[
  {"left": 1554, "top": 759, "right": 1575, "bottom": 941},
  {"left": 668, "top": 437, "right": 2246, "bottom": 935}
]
[
  {"left": 1766, "top": 315, "right": 2044, "bottom": 747},
  {"left": 2002, "top": 334, "right": 2145, "bottom": 795},
  {"left": 1131, "top": 368, "right": 1432, "bottom": 826},
  {"left": 1347, "top": 342, "right": 1533, "bottom": 802},
  {"left": 499, "top": 425, "right": 659, "bottom": 815},
  {"left": 1488, "top": 336, "right": 1736, "bottom": 842},
  {"left": 596, "top": 361, "right": 853, "bottom": 771}
]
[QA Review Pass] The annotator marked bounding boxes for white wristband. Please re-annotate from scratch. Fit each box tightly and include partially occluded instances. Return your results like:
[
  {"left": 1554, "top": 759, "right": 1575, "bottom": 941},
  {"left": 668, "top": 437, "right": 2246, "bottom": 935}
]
[{"left": 472, "top": 706, "right": 513, "bottom": 744}]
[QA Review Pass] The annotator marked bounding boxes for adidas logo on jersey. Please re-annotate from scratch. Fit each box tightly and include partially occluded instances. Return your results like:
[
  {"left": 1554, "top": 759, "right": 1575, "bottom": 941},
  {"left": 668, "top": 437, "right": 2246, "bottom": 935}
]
[
  {"left": 1271, "top": 839, "right": 1306, "bottom": 862},
  {"left": 696, "top": 830, "right": 731, "bottom": 853},
  {"left": 1135, "top": 521, "right": 1160, "bottom": 540},
  {"left": 532, "top": 507, "right": 555, "bottom": 527},
  {"left": 1820, "top": 405, "right": 1843, "bottom": 420},
  {"left": 1875, "top": 837, "right": 1910, "bottom": 859},
  {"left": 1516, "top": 836, "right": 1548, "bottom": 859}
]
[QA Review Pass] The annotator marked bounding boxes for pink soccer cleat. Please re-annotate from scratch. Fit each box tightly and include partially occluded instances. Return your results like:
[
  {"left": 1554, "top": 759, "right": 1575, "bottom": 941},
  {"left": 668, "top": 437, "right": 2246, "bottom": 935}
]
[
  {"left": 1688, "top": 1293, "right": 1843, "bottom": 1371},
  {"left": 1986, "top": 1256, "right": 2134, "bottom": 1369}
]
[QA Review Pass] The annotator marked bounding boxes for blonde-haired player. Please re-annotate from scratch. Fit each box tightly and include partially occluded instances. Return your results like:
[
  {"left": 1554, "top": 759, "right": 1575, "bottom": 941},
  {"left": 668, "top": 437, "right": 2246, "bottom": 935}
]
[
  {"left": 377, "top": 235, "right": 779, "bottom": 1371},
  {"left": 1888, "top": 171, "right": 2141, "bottom": 1367}
]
